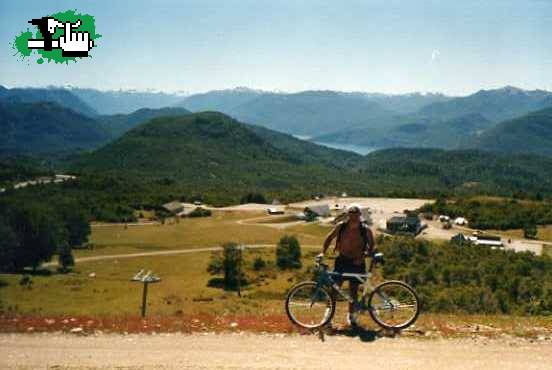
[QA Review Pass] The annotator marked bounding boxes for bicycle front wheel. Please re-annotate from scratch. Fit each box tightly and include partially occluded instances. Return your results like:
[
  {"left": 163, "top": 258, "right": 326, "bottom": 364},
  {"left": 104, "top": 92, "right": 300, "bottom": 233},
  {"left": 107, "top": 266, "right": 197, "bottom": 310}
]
[
  {"left": 285, "top": 281, "right": 335, "bottom": 329},
  {"left": 368, "top": 280, "right": 420, "bottom": 330}
]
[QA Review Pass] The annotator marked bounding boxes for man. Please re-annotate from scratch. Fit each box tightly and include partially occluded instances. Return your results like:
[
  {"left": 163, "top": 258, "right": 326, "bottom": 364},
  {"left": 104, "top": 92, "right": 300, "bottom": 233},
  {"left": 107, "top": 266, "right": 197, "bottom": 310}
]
[{"left": 318, "top": 204, "right": 375, "bottom": 326}]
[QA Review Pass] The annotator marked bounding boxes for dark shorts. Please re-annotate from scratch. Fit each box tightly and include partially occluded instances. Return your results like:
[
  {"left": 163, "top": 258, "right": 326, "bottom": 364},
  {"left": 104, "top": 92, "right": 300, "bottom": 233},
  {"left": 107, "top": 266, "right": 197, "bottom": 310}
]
[{"left": 333, "top": 255, "right": 366, "bottom": 284}]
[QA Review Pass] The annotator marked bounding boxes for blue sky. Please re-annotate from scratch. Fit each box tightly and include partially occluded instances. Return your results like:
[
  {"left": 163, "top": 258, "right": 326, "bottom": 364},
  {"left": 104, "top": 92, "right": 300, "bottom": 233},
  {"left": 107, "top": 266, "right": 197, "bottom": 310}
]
[{"left": 0, "top": 0, "right": 550, "bottom": 95}]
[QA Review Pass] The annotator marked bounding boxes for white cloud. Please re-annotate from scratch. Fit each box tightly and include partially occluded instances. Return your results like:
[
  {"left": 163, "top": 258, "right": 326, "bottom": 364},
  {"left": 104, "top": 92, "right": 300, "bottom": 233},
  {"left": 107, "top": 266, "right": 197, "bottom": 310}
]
[{"left": 431, "top": 49, "right": 441, "bottom": 62}]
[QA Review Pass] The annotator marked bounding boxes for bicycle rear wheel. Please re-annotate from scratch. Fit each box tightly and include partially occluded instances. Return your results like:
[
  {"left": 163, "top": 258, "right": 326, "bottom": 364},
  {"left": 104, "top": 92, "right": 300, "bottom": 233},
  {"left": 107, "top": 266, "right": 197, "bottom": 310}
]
[
  {"left": 285, "top": 281, "right": 335, "bottom": 329},
  {"left": 368, "top": 280, "right": 420, "bottom": 330}
]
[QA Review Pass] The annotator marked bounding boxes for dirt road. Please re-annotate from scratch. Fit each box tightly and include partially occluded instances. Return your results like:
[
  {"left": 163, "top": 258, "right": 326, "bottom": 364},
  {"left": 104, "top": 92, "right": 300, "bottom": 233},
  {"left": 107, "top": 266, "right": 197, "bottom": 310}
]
[{"left": 1, "top": 332, "right": 550, "bottom": 370}]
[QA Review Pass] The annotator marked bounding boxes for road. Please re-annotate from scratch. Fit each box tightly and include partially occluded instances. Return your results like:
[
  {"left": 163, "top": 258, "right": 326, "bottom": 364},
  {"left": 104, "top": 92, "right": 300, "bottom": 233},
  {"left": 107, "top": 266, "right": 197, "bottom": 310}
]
[
  {"left": 1, "top": 332, "right": 550, "bottom": 370},
  {"left": 43, "top": 244, "right": 320, "bottom": 267}
]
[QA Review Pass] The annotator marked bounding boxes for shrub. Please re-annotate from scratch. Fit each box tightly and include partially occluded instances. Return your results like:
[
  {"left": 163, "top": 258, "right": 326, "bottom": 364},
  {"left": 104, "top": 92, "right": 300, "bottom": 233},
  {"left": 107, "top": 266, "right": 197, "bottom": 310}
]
[
  {"left": 253, "top": 257, "right": 267, "bottom": 271},
  {"left": 188, "top": 207, "right": 212, "bottom": 218},
  {"left": 276, "top": 235, "right": 302, "bottom": 269},
  {"left": 207, "top": 242, "right": 247, "bottom": 290}
]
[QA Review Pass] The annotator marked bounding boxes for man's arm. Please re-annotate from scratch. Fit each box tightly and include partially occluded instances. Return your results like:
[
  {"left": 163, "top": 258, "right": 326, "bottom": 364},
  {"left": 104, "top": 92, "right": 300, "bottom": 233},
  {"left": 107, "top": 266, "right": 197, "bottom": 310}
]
[
  {"left": 320, "top": 225, "right": 340, "bottom": 256},
  {"left": 365, "top": 227, "right": 375, "bottom": 255}
]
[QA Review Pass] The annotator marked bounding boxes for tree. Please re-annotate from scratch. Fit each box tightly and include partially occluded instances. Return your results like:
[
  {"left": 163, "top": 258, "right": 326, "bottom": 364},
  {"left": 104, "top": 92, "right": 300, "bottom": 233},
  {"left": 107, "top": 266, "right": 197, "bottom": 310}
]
[
  {"left": 58, "top": 203, "right": 91, "bottom": 247},
  {"left": 240, "top": 192, "right": 267, "bottom": 204},
  {"left": 276, "top": 235, "right": 302, "bottom": 269},
  {"left": 524, "top": 223, "right": 538, "bottom": 239},
  {"left": 207, "top": 242, "right": 246, "bottom": 290},
  {"left": 0, "top": 218, "right": 19, "bottom": 272},
  {"left": 8, "top": 204, "right": 66, "bottom": 271},
  {"left": 57, "top": 242, "right": 74, "bottom": 273}
]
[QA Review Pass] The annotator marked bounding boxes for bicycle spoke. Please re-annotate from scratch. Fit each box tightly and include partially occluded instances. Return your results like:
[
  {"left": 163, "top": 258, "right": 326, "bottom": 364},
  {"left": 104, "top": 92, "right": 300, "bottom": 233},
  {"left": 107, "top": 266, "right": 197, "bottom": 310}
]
[{"left": 286, "top": 282, "right": 334, "bottom": 329}]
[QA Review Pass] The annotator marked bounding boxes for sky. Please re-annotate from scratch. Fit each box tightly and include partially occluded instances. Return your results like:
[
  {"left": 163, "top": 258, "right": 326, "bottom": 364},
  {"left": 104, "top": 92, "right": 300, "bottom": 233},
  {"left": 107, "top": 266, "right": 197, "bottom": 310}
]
[{"left": 0, "top": 0, "right": 550, "bottom": 96}]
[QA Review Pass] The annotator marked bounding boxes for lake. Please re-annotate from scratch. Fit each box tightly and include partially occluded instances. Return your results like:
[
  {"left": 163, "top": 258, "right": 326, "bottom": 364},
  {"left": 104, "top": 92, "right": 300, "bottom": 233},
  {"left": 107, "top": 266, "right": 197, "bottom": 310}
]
[{"left": 293, "top": 135, "right": 377, "bottom": 155}]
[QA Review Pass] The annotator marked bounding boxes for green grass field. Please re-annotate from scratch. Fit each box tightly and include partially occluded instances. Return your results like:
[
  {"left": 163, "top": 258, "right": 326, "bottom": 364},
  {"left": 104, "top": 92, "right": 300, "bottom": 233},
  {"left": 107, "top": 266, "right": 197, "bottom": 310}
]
[
  {"left": 2, "top": 211, "right": 551, "bottom": 336},
  {"left": 2, "top": 212, "right": 331, "bottom": 317}
]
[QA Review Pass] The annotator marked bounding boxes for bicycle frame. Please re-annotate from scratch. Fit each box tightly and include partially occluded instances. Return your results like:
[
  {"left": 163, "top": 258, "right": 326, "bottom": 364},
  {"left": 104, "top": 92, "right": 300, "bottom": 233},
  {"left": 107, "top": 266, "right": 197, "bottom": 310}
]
[{"left": 314, "top": 262, "right": 376, "bottom": 305}]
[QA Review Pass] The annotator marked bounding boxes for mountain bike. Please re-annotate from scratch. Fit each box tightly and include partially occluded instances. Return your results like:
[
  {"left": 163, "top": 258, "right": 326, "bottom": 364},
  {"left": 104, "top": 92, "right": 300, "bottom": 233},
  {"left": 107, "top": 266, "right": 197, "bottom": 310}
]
[{"left": 285, "top": 253, "right": 420, "bottom": 330}]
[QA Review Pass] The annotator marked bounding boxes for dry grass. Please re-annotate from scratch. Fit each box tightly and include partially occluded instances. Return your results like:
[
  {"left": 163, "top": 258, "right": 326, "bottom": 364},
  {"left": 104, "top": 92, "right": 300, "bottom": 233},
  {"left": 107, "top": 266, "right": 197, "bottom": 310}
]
[
  {"left": 485, "top": 225, "right": 552, "bottom": 242},
  {"left": 81, "top": 211, "right": 327, "bottom": 258},
  {"left": 0, "top": 249, "right": 321, "bottom": 317}
]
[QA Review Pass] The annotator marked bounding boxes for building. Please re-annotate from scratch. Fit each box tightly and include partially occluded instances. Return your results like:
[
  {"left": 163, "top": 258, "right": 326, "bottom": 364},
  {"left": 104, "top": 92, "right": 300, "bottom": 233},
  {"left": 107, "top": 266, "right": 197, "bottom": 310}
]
[
  {"left": 386, "top": 215, "right": 423, "bottom": 235},
  {"left": 162, "top": 201, "right": 184, "bottom": 215},
  {"left": 267, "top": 207, "right": 284, "bottom": 215},
  {"left": 304, "top": 204, "right": 331, "bottom": 218},
  {"left": 454, "top": 217, "right": 468, "bottom": 226},
  {"left": 450, "top": 233, "right": 503, "bottom": 248}
]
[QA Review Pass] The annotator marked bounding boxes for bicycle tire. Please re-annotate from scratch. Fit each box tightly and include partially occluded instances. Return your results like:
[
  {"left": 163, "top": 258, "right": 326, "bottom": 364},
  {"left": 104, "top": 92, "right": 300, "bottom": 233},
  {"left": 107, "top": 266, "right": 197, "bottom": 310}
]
[
  {"left": 285, "top": 281, "right": 336, "bottom": 329},
  {"left": 368, "top": 280, "right": 420, "bottom": 330}
]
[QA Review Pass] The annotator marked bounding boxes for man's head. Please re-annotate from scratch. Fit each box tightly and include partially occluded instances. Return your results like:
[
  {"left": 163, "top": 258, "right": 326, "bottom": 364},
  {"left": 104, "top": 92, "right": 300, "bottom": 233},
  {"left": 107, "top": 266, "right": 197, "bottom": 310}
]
[{"left": 347, "top": 204, "right": 362, "bottom": 224}]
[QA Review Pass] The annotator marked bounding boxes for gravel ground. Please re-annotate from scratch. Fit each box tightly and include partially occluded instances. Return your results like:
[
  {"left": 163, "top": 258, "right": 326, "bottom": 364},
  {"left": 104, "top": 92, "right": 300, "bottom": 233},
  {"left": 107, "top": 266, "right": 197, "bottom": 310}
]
[{"left": 1, "top": 332, "right": 550, "bottom": 370}]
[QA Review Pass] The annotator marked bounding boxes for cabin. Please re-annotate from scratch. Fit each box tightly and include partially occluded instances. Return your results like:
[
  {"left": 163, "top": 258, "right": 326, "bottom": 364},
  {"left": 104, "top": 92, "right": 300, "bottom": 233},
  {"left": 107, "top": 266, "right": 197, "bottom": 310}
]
[
  {"left": 304, "top": 204, "right": 331, "bottom": 218},
  {"left": 267, "top": 207, "right": 284, "bottom": 215},
  {"left": 386, "top": 215, "right": 422, "bottom": 235},
  {"left": 451, "top": 233, "right": 503, "bottom": 248},
  {"left": 162, "top": 201, "right": 184, "bottom": 215},
  {"left": 454, "top": 217, "right": 468, "bottom": 225}
]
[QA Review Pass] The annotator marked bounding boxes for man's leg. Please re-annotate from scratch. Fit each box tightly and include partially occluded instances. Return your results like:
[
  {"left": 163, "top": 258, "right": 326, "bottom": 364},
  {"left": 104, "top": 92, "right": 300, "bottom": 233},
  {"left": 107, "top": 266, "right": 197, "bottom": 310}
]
[{"left": 349, "top": 281, "right": 359, "bottom": 314}]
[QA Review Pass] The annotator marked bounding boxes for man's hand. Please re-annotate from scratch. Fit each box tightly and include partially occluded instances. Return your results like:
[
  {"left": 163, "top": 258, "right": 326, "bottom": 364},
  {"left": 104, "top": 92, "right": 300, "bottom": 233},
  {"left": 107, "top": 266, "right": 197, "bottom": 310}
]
[{"left": 58, "top": 20, "right": 94, "bottom": 56}]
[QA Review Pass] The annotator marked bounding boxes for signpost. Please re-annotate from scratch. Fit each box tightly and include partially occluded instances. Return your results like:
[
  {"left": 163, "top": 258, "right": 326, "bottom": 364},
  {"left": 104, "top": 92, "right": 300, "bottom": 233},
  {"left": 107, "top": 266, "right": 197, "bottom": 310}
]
[{"left": 131, "top": 269, "right": 161, "bottom": 317}]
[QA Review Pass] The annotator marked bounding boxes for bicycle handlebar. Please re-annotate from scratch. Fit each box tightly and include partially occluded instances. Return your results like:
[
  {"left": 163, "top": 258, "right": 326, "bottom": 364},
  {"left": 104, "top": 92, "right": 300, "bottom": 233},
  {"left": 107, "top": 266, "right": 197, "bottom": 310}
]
[{"left": 315, "top": 252, "right": 384, "bottom": 266}]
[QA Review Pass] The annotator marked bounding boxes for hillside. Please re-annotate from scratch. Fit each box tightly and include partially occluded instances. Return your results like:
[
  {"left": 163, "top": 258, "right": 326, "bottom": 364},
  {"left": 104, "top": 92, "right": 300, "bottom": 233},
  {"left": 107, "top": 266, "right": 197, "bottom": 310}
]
[
  {"left": 230, "top": 90, "right": 393, "bottom": 136},
  {"left": 419, "top": 86, "right": 552, "bottom": 122},
  {"left": 351, "top": 91, "right": 451, "bottom": 114},
  {"left": 0, "top": 101, "right": 109, "bottom": 155},
  {"left": 70, "top": 113, "right": 552, "bottom": 204},
  {"left": 0, "top": 86, "right": 97, "bottom": 117},
  {"left": 470, "top": 106, "right": 552, "bottom": 156},
  {"left": 71, "top": 88, "right": 185, "bottom": 115},
  {"left": 179, "top": 89, "right": 396, "bottom": 136},
  {"left": 177, "top": 87, "right": 265, "bottom": 113},
  {"left": 99, "top": 107, "right": 191, "bottom": 138},
  {"left": 313, "top": 113, "right": 492, "bottom": 149},
  {"left": 246, "top": 123, "right": 359, "bottom": 167},
  {"left": 356, "top": 148, "right": 552, "bottom": 197},
  {"left": 71, "top": 112, "right": 369, "bottom": 199}
]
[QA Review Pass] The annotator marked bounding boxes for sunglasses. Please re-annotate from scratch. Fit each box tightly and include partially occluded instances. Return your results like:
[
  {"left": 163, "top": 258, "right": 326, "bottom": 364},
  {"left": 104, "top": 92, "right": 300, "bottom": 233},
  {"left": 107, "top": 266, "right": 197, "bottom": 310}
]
[{"left": 348, "top": 210, "right": 360, "bottom": 214}]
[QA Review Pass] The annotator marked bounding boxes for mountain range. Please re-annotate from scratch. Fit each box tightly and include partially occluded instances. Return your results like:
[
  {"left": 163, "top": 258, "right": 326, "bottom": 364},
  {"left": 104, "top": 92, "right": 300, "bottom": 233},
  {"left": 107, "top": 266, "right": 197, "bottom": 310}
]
[
  {"left": 1, "top": 85, "right": 551, "bottom": 157},
  {"left": 0, "top": 100, "right": 191, "bottom": 155},
  {"left": 70, "top": 112, "right": 552, "bottom": 201}
]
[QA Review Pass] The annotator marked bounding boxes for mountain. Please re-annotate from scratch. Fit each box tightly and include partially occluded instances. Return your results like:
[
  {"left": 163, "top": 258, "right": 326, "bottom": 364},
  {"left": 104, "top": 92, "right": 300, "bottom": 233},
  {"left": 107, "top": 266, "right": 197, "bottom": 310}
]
[
  {"left": 177, "top": 87, "right": 265, "bottom": 113},
  {"left": 229, "top": 90, "right": 393, "bottom": 136},
  {"left": 0, "top": 101, "right": 109, "bottom": 155},
  {"left": 356, "top": 148, "right": 552, "bottom": 197},
  {"left": 0, "top": 86, "right": 97, "bottom": 117},
  {"left": 99, "top": 107, "right": 191, "bottom": 138},
  {"left": 70, "top": 88, "right": 185, "bottom": 115},
  {"left": 71, "top": 111, "right": 552, "bottom": 204},
  {"left": 470, "top": 106, "right": 552, "bottom": 156},
  {"left": 352, "top": 92, "right": 451, "bottom": 114},
  {"left": 178, "top": 88, "right": 397, "bottom": 136},
  {"left": 312, "top": 113, "right": 492, "bottom": 149},
  {"left": 419, "top": 86, "right": 552, "bottom": 122},
  {"left": 246, "top": 123, "right": 358, "bottom": 167},
  {"left": 72, "top": 112, "right": 370, "bottom": 197}
]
